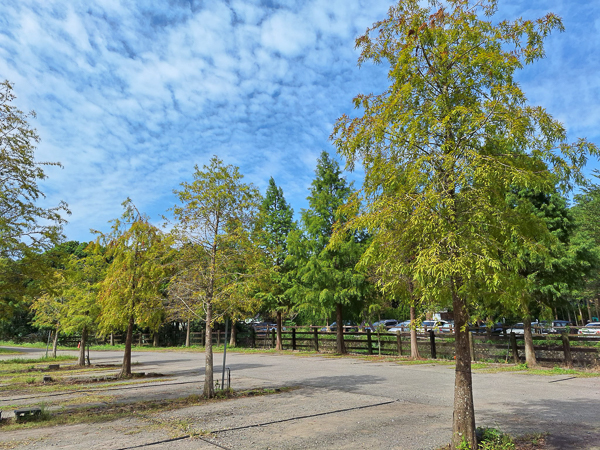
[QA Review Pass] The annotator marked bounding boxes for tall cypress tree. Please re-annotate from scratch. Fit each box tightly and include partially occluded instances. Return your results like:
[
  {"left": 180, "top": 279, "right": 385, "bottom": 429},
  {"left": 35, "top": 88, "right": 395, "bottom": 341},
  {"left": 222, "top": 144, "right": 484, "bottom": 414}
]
[
  {"left": 255, "top": 177, "right": 295, "bottom": 350},
  {"left": 288, "top": 151, "right": 367, "bottom": 354}
]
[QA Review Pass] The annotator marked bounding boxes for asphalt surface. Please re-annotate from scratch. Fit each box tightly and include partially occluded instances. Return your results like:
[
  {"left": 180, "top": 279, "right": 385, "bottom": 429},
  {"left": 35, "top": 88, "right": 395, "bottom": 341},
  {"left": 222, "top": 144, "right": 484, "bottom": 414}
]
[{"left": 1, "top": 347, "right": 599, "bottom": 449}]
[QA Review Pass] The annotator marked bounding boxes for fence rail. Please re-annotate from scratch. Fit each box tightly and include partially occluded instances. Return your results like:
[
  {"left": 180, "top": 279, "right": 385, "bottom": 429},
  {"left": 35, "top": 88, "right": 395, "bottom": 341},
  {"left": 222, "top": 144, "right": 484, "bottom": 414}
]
[{"left": 18, "top": 325, "right": 600, "bottom": 368}]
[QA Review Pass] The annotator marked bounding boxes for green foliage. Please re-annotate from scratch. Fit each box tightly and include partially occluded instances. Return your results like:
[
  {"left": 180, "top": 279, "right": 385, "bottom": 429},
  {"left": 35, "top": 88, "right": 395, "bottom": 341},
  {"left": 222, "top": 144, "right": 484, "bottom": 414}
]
[
  {"left": 287, "top": 151, "right": 367, "bottom": 320},
  {"left": 97, "top": 200, "right": 171, "bottom": 334},
  {"left": 491, "top": 189, "right": 600, "bottom": 323},
  {"left": 476, "top": 428, "right": 515, "bottom": 450},
  {"left": 0, "top": 81, "right": 69, "bottom": 321},
  {"left": 571, "top": 173, "right": 600, "bottom": 317},
  {"left": 254, "top": 177, "right": 296, "bottom": 316},
  {"left": 0, "top": 80, "right": 69, "bottom": 262},
  {"left": 331, "top": 0, "right": 597, "bottom": 308},
  {"left": 168, "top": 156, "right": 263, "bottom": 324}
]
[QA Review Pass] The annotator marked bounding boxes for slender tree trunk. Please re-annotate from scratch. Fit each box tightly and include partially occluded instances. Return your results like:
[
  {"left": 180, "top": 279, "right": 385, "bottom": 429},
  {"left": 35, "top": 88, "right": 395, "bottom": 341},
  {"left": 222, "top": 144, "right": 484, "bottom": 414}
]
[
  {"left": 110, "top": 333, "right": 114, "bottom": 346},
  {"left": 335, "top": 303, "right": 346, "bottom": 354},
  {"left": 276, "top": 311, "right": 283, "bottom": 350},
  {"left": 120, "top": 315, "right": 134, "bottom": 378},
  {"left": 567, "top": 307, "right": 572, "bottom": 324},
  {"left": 578, "top": 303, "right": 584, "bottom": 324},
  {"left": 595, "top": 298, "right": 599, "bottom": 321},
  {"left": 229, "top": 322, "right": 236, "bottom": 347},
  {"left": 587, "top": 300, "right": 593, "bottom": 323},
  {"left": 153, "top": 331, "right": 159, "bottom": 347},
  {"left": 204, "top": 303, "right": 215, "bottom": 398},
  {"left": 410, "top": 305, "right": 420, "bottom": 359},
  {"left": 523, "top": 315, "right": 537, "bottom": 367},
  {"left": 186, "top": 319, "right": 191, "bottom": 347},
  {"left": 451, "top": 284, "right": 476, "bottom": 450},
  {"left": 78, "top": 326, "right": 87, "bottom": 366},
  {"left": 52, "top": 325, "right": 59, "bottom": 358}
]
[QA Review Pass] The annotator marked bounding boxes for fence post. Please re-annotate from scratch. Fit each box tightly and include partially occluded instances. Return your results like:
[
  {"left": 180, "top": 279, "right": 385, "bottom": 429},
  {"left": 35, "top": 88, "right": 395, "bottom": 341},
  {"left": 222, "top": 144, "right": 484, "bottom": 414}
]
[
  {"left": 429, "top": 330, "right": 437, "bottom": 359},
  {"left": 562, "top": 333, "right": 573, "bottom": 369},
  {"left": 366, "top": 329, "right": 373, "bottom": 355},
  {"left": 468, "top": 332, "right": 476, "bottom": 361},
  {"left": 271, "top": 329, "right": 276, "bottom": 349},
  {"left": 396, "top": 330, "right": 402, "bottom": 356},
  {"left": 292, "top": 328, "right": 297, "bottom": 351},
  {"left": 313, "top": 328, "right": 319, "bottom": 352},
  {"left": 251, "top": 328, "right": 256, "bottom": 348},
  {"left": 510, "top": 332, "right": 519, "bottom": 364}
]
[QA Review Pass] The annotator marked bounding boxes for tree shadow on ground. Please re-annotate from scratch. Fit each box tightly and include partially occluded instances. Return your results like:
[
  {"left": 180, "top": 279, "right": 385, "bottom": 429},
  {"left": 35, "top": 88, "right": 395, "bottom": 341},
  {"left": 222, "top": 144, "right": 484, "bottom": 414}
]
[
  {"left": 292, "top": 374, "right": 387, "bottom": 393},
  {"left": 477, "top": 397, "right": 600, "bottom": 449},
  {"left": 165, "top": 363, "right": 271, "bottom": 377}
]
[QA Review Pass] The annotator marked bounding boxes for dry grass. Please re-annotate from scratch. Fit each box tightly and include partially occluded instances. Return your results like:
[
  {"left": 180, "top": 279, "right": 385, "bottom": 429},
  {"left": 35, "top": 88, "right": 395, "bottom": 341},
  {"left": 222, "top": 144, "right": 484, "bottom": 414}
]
[{"left": 0, "top": 387, "right": 293, "bottom": 432}]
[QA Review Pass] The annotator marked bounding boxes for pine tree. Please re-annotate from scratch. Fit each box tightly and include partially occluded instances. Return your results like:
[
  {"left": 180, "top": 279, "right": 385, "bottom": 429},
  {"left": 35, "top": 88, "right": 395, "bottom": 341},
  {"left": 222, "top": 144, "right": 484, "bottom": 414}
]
[
  {"left": 288, "top": 151, "right": 367, "bottom": 354},
  {"left": 255, "top": 178, "right": 295, "bottom": 350}
]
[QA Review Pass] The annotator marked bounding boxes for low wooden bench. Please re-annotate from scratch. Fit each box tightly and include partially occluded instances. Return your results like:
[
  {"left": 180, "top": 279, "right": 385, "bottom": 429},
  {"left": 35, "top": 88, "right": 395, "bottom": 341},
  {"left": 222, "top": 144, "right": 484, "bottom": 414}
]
[{"left": 14, "top": 407, "right": 41, "bottom": 422}]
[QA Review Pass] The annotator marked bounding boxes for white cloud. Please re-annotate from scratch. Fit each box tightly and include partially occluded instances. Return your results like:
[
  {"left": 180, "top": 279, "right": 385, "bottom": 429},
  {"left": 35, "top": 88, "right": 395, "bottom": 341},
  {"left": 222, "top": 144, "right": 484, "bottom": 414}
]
[{"left": 0, "top": 0, "right": 597, "bottom": 240}]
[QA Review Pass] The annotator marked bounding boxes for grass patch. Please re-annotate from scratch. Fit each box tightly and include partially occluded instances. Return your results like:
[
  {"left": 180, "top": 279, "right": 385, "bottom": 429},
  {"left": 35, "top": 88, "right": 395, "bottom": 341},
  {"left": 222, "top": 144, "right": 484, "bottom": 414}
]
[
  {"left": 0, "top": 355, "right": 76, "bottom": 366},
  {"left": 395, "top": 358, "right": 456, "bottom": 366},
  {"left": 0, "top": 387, "right": 294, "bottom": 431},
  {"left": 439, "top": 427, "right": 548, "bottom": 449},
  {"left": 0, "top": 341, "right": 50, "bottom": 349},
  {"left": 472, "top": 363, "right": 600, "bottom": 377},
  {"left": 0, "top": 348, "right": 23, "bottom": 355}
]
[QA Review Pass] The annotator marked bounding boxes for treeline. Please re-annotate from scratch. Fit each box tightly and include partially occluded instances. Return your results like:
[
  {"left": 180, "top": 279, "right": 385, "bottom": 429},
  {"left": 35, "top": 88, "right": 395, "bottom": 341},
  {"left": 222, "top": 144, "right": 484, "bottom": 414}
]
[{"left": 4, "top": 150, "right": 600, "bottom": 385}]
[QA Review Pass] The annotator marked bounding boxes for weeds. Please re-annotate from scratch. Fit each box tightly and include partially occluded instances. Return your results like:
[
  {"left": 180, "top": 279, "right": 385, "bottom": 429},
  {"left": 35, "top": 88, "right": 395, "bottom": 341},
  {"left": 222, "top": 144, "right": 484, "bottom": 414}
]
[{"left": 0, "top": 387, "right": 291, "bottom": 431}]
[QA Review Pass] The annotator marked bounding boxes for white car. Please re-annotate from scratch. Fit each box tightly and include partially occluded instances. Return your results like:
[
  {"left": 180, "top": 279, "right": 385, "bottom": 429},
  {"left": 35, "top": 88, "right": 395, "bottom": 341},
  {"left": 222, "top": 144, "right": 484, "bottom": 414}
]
[
  {"left": 578, "top": 322, "right": 600, "bottom": 336},
  {"left": 417, "top": 320, "right": 451, "bottom": 333},
  {"left": 505, "top": 323, "right": 524, "bottom": 335}
]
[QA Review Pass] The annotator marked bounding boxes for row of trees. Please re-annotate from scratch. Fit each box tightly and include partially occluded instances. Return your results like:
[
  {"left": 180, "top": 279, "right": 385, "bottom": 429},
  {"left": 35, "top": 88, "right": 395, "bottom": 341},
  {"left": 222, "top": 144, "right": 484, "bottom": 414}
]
[{"left": 2, "top": 1, "right": 600, "bottom": 447}]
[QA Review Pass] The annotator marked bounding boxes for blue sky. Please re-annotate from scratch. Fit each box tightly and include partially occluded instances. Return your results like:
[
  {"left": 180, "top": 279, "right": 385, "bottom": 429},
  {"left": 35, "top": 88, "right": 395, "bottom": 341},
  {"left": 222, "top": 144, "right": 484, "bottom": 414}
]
[{"left": 1, "top": 0, "right": 599, "bottom": 242}]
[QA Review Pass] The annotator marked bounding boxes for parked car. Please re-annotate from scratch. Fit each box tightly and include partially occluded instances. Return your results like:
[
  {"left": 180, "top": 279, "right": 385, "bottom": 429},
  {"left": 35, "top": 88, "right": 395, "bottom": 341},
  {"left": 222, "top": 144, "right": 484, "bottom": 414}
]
[
  {"left": 365, "top": 319, "right": 398, "bottom": 332},
  {"left": 320, "top": 321, "right": 358, "bottom": 332},
  {"left": 388, "top": 320, "right": 412, "bottom": 333},
  {"left": 440, "top": 320, "right": 455, "bottom": 333},
  {"left": 505, "top": 323, "right": 524, "bottom": 335},
  {"left": 251, "top": 322, "right": 277, "bottom": 333},
  {"left": 578, "top": 322, "right": 600, "bottom": 336},
  {"left": 417, "top": 320, "right": 451, "bottom": 333},
  {"left": 548, "top": 320, "right": 571, "bottom": 334}
]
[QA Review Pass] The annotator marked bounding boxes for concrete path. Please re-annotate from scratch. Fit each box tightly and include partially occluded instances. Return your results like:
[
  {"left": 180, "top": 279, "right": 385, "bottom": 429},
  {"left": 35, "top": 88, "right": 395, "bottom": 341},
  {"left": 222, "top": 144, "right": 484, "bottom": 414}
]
[{"left": 1, "top": 348, "right": 599, "bottom": 449}]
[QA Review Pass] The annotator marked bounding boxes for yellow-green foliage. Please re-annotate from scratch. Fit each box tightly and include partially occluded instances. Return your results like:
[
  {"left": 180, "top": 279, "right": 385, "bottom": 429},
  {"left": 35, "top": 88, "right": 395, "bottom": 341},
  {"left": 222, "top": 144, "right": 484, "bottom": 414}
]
[{"left": 97, "top": 199, "right": 172, "bottom": 334}]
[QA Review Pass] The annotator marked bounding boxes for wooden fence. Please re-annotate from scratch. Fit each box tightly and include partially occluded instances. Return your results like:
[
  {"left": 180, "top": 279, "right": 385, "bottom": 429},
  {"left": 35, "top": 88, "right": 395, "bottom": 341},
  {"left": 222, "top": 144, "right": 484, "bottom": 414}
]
[
  {"left": 42, "top": 325, "right": 600, "bottom": 368},
  {"left": 247, "top": 327, "right": 600, "bottom": 368}
]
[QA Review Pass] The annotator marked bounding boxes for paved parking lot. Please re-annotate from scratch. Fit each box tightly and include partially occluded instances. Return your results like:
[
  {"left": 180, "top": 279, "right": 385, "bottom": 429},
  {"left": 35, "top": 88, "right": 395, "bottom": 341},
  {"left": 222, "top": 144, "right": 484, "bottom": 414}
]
[{"left": 1, "top": 348, "right": 599, "bottom": 449}]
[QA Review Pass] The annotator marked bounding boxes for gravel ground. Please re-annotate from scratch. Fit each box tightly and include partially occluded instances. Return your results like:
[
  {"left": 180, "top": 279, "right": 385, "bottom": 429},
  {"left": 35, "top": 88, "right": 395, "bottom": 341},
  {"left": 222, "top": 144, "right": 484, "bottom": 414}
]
[{"left": 1, "top": 348, "right": 599, "bottom": 449}]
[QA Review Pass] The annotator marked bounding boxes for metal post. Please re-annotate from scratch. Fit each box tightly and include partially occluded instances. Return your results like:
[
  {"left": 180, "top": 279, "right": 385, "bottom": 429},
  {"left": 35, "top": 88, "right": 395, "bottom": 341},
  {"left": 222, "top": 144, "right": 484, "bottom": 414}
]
[
  {"left": 45, "top": 330, "right": 51, "bottom": 358},
  {"left": 366, "top": 329, "right": 373, "bottom": 355},
  {"left": 221, "top": 318, "right": 228, "bottom": 390}
]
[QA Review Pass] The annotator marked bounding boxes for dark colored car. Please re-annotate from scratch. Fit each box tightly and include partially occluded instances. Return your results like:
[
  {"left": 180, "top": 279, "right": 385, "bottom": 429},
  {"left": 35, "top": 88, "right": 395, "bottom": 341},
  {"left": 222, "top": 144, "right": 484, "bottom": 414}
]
[{"left": 365, "top": 319, "right": 399, "bottom": 332}]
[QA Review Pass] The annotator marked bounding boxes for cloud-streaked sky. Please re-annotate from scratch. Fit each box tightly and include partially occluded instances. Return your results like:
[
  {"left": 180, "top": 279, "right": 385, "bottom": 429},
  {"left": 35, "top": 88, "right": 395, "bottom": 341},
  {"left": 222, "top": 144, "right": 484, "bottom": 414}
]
[{"left": 1, "top": 0, "right": 599, "bottom": 242}]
